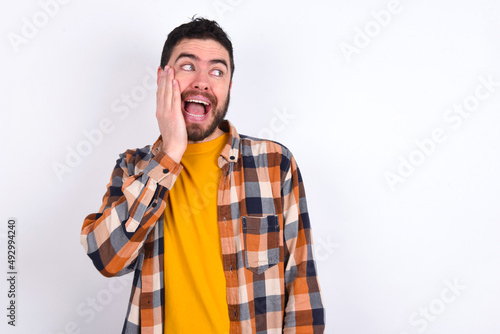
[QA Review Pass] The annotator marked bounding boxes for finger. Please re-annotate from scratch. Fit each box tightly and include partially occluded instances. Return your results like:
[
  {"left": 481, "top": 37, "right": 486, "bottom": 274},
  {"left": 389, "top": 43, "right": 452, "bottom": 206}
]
[
  {"left": 156, "top": 67, "right": 168, "bottom": 113},
  {"left": 164, "top": 67, "right": 174, "bottom": 113},
  {"left": 172, "top": 79, "right": 182, "bottom": 116}
]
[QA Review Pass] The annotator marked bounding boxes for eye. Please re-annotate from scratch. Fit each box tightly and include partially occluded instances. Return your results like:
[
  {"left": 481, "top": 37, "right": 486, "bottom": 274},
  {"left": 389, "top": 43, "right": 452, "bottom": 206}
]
[
  {"left": 180, "top": 64, "right": 195, "bottom": 71},
  {"left": 210, "top": 69, "right": 224, "bottom": 77}
]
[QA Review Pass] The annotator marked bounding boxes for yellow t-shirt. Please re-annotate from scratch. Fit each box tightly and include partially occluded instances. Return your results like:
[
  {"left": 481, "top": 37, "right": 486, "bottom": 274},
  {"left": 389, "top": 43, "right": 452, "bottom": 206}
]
[{"left": 163, "top": 132, "right": 230, "bottom": 334}]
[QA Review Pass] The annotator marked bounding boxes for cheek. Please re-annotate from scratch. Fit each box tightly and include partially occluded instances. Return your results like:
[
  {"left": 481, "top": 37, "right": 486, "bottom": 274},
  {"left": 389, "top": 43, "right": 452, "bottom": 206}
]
[
  {"left": 170, "top": 69, "right": 190, "bottom": 90},
  {"left": 174, "top": 77, "right": 189, "bottom": 92},
  {"left": 178, "top": 83, "right": 188, "bottom": 94},
  {"left": 214, "top": 84, "right": 230, "bottom": 101}
]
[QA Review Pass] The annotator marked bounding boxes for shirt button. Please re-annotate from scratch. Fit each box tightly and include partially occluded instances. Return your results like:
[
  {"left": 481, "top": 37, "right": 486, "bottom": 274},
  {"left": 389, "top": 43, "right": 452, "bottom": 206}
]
[
  {"left": 233, "top": 310, "right": 237, "bottom": 318},
  {"left": 163, "top": 168, "right": 169, "bottom": 174},
  {"left": 152, "top": 202, "right": 157, "bottom": 208},
  {"left": 229, "top": 155, "right": 235, "bottom": 160},
  {"left": 230, "top": 265, "right": 233, "bottom": 273}
]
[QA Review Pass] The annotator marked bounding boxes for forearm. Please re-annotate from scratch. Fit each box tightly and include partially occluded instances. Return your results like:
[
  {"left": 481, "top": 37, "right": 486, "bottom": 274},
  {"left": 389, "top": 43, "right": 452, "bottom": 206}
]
[
  {"left": 282, "top": 156, "right": 325, "bottom": 332},
  {"left": 80, "top": 149, "right": 182, "bottom": 277}
]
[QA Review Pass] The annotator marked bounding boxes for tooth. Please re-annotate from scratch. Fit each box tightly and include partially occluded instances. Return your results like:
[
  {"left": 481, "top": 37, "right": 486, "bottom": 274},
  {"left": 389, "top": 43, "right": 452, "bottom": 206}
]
[
  {"left": 186, "top": 99, "right": 209, "bottom": 105},
  {"left": 185, "top": 111, "right": 204, "bottom": 117}
]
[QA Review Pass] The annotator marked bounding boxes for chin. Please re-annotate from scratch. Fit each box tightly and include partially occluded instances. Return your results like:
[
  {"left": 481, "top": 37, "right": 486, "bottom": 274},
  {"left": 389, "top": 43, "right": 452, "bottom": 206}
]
[{"left": 186, "top": 124, "right": 210, "bottom": 142}]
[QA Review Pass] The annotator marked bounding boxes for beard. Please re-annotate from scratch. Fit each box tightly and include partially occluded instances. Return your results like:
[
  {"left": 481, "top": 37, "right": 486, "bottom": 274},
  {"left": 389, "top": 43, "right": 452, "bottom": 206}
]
[{"left": 184, "top": 90, "right": 231, "bottom": 142}]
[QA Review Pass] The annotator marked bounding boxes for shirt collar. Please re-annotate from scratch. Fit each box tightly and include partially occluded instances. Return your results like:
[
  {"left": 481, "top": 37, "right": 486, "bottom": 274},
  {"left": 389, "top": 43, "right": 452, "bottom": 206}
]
[{"left": 218, "top": 120, "right": 240, "bottom": 164}]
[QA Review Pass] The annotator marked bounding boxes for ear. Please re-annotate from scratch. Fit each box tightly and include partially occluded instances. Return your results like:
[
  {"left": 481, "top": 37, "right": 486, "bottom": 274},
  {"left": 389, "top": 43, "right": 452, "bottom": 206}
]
[{"left": 229, "top": 81, "right": 233, "bottom": 92}]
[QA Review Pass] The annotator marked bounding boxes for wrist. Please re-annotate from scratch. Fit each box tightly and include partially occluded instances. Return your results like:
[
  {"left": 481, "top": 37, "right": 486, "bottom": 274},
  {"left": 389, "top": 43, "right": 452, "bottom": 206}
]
[{"left": 162, "top": 144, "right": 184, "bottom": 163}]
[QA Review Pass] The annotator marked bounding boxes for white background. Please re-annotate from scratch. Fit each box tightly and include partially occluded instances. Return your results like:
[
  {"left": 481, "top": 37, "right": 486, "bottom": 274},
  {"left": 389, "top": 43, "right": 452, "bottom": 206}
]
[{"left": 1, "top": 0, "right": 500, "bottom": 333}]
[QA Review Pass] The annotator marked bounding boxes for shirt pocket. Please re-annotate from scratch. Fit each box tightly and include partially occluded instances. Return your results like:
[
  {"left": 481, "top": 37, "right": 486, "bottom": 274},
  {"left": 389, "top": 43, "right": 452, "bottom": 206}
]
[{"left": 242, "top": 214, "right": 280, "bottom": 275}]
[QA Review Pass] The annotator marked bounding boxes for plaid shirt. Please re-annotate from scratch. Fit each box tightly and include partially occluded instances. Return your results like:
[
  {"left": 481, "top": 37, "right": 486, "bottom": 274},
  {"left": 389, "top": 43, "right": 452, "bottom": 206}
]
[{"left": 81, "top": 121, "right": 325, "bottom": 334}]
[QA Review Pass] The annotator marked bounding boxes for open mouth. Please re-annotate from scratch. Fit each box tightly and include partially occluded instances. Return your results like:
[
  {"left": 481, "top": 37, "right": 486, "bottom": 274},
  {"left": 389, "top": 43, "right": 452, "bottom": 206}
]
[{"left": 183, "top": 98, "right": 212, "bottom": 118}]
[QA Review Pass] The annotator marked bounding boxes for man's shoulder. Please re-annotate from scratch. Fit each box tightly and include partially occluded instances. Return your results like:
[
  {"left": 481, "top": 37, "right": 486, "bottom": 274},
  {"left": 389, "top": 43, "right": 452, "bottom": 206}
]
[{"left": 238, "top": 134, "right": 294, "bottom": 167}]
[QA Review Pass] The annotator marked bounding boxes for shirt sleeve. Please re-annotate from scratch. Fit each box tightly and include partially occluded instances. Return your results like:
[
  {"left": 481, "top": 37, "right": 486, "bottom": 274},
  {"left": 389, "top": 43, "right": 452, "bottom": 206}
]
[
  {"left": 80, "top": 148, "right": 182, "bottom": 277},
  {"left": 282, "top": 155, "right": 325, "bottom": 333}
]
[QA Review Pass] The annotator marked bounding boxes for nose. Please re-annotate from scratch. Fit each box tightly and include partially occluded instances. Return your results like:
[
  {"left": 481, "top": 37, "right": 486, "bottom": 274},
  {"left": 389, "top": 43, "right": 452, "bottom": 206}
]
[{"left": 192, "top": 71, "right": 209, "bottom": 91}]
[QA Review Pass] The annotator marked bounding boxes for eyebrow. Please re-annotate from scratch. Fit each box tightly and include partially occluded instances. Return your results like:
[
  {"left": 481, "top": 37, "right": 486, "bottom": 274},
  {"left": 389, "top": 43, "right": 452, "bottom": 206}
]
[{"left": 175, "top": 53, "right": 229, "bottom": 70}]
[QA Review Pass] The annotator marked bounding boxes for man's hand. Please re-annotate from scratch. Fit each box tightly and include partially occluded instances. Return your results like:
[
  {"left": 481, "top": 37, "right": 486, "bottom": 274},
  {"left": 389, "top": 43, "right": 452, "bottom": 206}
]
[{"left": 156, "top": 65, "right": 187, "bottom": 163}]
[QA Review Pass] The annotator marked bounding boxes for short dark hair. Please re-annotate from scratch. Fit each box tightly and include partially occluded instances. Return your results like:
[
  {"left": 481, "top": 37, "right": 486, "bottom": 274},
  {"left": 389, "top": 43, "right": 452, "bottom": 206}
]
[{"left": 160, "top": 17, "right": 235, "bottom": 80}]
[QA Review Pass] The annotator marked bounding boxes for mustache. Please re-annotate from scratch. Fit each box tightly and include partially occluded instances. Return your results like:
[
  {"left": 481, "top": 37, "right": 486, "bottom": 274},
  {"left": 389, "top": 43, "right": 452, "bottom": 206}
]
[{"left": 181, "top": 90, "right": 217, "bottom": 106}]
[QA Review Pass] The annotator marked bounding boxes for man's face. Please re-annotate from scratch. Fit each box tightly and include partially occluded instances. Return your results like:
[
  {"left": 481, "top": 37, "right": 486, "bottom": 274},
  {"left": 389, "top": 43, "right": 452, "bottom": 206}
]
[{"left": 166, "top": 38, "right": 232, "bottom": 142}]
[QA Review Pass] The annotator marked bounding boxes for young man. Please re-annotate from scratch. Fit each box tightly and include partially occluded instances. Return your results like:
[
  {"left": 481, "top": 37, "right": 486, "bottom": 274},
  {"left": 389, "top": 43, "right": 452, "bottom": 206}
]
[{"left": 81, "top": 18, "right": 325, "bottom": 334}]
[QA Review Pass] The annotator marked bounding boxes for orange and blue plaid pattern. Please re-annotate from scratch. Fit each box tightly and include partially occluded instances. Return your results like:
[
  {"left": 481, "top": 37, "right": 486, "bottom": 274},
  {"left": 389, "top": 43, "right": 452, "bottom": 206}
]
[{"left": 81, "top": 121, "right": 325, "bottom": 333}]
